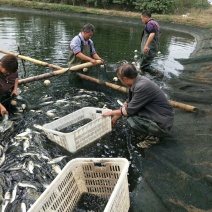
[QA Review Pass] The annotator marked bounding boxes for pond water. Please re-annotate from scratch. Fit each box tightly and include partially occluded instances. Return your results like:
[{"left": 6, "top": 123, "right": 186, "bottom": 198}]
[
  {"left": 0, "top": 6, "right": 198, "bottom": 211},
  {"left": 0, "top": 7, "right": 195, "bottom": 78}
]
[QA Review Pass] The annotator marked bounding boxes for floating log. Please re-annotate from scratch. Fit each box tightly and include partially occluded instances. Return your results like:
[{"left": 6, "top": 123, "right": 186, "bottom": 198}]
[{"left": 0, "top": 50, "right": 197, "bottom": 112}]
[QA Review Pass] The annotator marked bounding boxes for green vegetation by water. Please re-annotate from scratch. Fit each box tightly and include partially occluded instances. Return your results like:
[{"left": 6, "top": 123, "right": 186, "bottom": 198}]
[{"left": 0, "top": 0, "right": 212, "bottom": 29}]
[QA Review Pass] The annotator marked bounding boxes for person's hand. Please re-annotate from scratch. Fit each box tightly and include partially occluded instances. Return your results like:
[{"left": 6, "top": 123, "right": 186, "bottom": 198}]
[
  {"left": 99, "top": 58, "right": 104, "bottom": 64},
  {"left": 11, "top": 89, "right": 18, "bottom": 97},
  {"left": 0, "top": 105, "right": 8, "bottom": 116},
  {"left": 123, "top": 102, "right": 128, "bottom": 107},
  {"left": 102, "top": 111, "right": 113, "bottom": 117},
  {"left": 143, "top": 46, "right": 149, "bottom": 54},
  {"left": 111, "top": 115, "right": 121, "bottom": 127},
  {"left": 90, "top": 58, "right": 98, "bottom": 65}
]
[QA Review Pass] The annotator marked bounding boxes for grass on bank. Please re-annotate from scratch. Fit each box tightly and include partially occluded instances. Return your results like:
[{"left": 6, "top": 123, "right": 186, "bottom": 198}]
[{"left": 0, "top": 0, "right": 212, "bottom": 29}]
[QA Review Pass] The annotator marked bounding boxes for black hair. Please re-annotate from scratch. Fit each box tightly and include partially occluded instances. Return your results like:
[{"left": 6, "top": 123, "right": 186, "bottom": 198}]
[
  {"left": 82, "top": 23, "right": 95, "bottom": 33},
  {"left": 141, "top": 11, "right": 152, "bottom": 18},
  {"left": 0, "top": 55, "right": 18, "bottom": 73},
  {"left": 116, "top": 63, "right": 138, "bottom": 79}
]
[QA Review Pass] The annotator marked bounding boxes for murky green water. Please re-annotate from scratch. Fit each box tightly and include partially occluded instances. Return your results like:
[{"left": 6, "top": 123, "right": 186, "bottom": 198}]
[{"left": 0, "top": 7, "right": 195, "bottom": 77}]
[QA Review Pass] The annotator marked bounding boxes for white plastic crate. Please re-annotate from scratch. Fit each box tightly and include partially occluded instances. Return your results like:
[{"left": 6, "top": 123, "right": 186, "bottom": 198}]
[
  {"left": 41, "top": 107, "right": 112, "bottom": 153},
  {"left": 28, "top": 158, "right": 130, "bottom": 212}
]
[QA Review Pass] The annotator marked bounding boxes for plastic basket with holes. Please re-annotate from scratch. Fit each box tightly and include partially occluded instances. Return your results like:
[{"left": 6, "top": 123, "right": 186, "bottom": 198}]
[
  {"left": 41, "top": 107, "right": 112, "bottom": 153},
  {"left": 28, "top": 158, "right": 130, "bottom": 212}
]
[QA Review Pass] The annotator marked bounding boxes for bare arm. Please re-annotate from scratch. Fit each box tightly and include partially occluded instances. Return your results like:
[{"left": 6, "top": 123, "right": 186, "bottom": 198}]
[
  {"left": 76, "top": 52, "right": 98, "bottom": 65},
  {"left": 102, "top": 108, "right": 125, "bottom": 128},
  {"left": 11, "top": 78, "right": 19, "bottom": 97},
  {"left": 144, "top": 32, "right": 155, "bottom": 53},
  {"left": 92, "top": 53, "right": 103, "bottom": 62},
  {"left": 0, "top": 103, "right": 8, "bottom": 116}
]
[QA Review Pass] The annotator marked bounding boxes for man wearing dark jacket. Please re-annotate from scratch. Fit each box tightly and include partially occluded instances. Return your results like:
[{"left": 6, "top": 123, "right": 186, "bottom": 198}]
[{"left": 102, "top": 63, "right": 174, "bottom": 148}]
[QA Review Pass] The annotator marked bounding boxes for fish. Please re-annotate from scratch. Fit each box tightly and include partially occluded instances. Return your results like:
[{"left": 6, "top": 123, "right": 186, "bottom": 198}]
[
  {"left": 18, "top": 182, "right": 37, "bottom": 190},
  {"left": 0, "top": 145, "right": 6, "bottom": 167},
  {"left": 117, "top": 99, "right": 123, "bottom": 106},
  {"left": 46, "top": 109, "right": 57, "bottom": 113},
  {"left": 40, "top": 96, "right": 53, "bottom": 102},
  {"left": 18, "top": 152, "right": 50, "bottom": 161},
  {"left": 39, "top": 101, "right": 54, "bottom": 106},
  {"left": 33, "top": 124, "right": 43, "bottom": 130},
  {"left": 0, "top": 114, "right": 14, "bottom": 133},
  {"left": 27, "top": 160, "right": 34, "bottom": 174},
  {"left": 23, "top": 139, "right": 30, "bottom": 151},
  {"left": 47, "top": 156, "right": 67, "bottom": 164},
  {"left": 46, "top": 111, "right": 56, "bottom": 117},
  {"left": 1, "top": 191, "right": 11, "bottom": 212},
  {"left": 52, "top": 164, "right": 62, "bottom": 174},
  {"left": 10, "top": 184, "right": 18, "bottom": 203},
  {"left": 16, "top": 131, "right": 30, "bottom": 137},
  {"left": 21, "top": 202, "right": 27, "bottom": 212},
  {"left": 56, "top": 99, "right": 69, "bottom": 103}
]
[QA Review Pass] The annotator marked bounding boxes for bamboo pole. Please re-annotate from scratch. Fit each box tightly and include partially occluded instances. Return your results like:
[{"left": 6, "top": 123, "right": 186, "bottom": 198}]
[
  {"left": 18, "top": 68, "right": 69, "bottom": 85},
  {"left": 0, "top": 49, "right": 62, "bottom": 70},
  {"left": 18, "top": 61, "right": 103, "bottom": 85},
  {"left": 76, "top": 73, "right": 127, "bottom": 93},
  {"left": 76, "top": 73, "right": 197, "bottom": 112},
  {"left": 168, "top": 100, "right": 197, "bottom": 112},
  {"left": 0, "top": 50, "right": 197, "bottom": 112}
]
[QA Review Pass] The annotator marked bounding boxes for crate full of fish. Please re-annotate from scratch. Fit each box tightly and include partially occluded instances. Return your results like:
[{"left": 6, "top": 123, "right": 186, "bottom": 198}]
[
  {"left": 41, "top": 107, "right": 112, "bottom": 153},
  {"left": 28, "top": 158, "right": 130, "bottom": 212}
]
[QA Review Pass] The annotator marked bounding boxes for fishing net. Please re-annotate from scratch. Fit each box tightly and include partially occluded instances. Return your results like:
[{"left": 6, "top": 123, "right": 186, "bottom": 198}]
[{"left": 129, "top": 51, "right": 212, "bottom": 211}]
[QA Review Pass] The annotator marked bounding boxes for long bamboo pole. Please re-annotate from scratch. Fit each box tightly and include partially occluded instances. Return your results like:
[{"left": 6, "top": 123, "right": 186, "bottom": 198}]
[
  {"left": 18, "top": 68, "right": 68, "bottom": 85},
  {"left": 76, "top": 73, "right": 127, "bottom": 93},
  {"left": 0, "top": 50, "right": 197, "bottom": 112},
  {"left": 0, "top": 49, "right": 62, "bottom": 70},
  {"left": 18, "top": 61, "right": 103, "bottom": 85},
  {"left": 76, "top": 73, "right": 197, "bottom": 112}
]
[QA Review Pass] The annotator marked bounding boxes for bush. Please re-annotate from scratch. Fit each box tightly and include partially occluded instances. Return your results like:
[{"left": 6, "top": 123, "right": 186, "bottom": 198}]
[{"left": 133, "top": 0, "right": 176, "bottom": 14}]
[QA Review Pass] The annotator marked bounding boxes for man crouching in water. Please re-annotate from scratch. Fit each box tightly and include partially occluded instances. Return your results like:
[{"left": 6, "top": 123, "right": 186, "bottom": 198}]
[
  {"left": 102, "top": 63, "right": 174, "bottom": 148},
  {"left": 0, "top": 55, "right": 19, "bottom": 116}
]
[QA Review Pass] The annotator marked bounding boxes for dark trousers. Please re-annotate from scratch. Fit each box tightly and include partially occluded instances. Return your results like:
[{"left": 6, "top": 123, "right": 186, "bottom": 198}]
[{"left": 126, "top": 115, "right": 169, "bottom": 138}]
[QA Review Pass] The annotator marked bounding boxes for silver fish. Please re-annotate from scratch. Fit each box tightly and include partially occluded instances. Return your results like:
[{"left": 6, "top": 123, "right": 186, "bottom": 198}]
[
  {"left": 39, "top": 101, "right": 54, "bottom": 106},
  {"left": 46, "top": 111, "right": 56, "bottom": 117},
  {"left": 46, "top": 109, "right": 57, "bottom": 113},
  {"left": 19, "top": 152, "right": 50, "bottom": 161},
  {"left": 1, "top": 191, "right": 11, "bottom": 212},
  {"left": 18, "top": 182, "right": 37, "bottom": 190},
  {"left": 52, "top": 164, "right": 62, "bottom": 174},
  {"left": 21, "top": 202, "right": 27, "bottom": 212},
  {"left": 47, "top": 156, "right": 67, "bottom": 164},
  {"left": 0, "top": 145, "right": 5, "bottom": 167},
  {"left": 56, "top": 99, "right": 69, "bottom": 103},
  {"left": 40, "top": 96, "right": 53, "bottom": 102},
  {"left": 33, "top": 124, "right": 43, "bottom": 130},
  {"left": 0, "top": 114, "right": 14, "bottom": 133},
  {"left": 10, "top": 184, "right": 18, "bottom": 203},
  {"left": 23, "top": 139, "right": 30, "bottom": 151},
  {"left": 117, "top": 99, "right": 124, "bottom": 106},
  {"left": 27, "top": 160, "right": 34, "bottom": 174}
]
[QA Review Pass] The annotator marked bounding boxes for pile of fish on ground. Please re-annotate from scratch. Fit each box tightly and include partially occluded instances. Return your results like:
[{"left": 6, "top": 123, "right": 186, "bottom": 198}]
[{"left": 0, "top": 87, "right": 142, "bottom": 211}]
